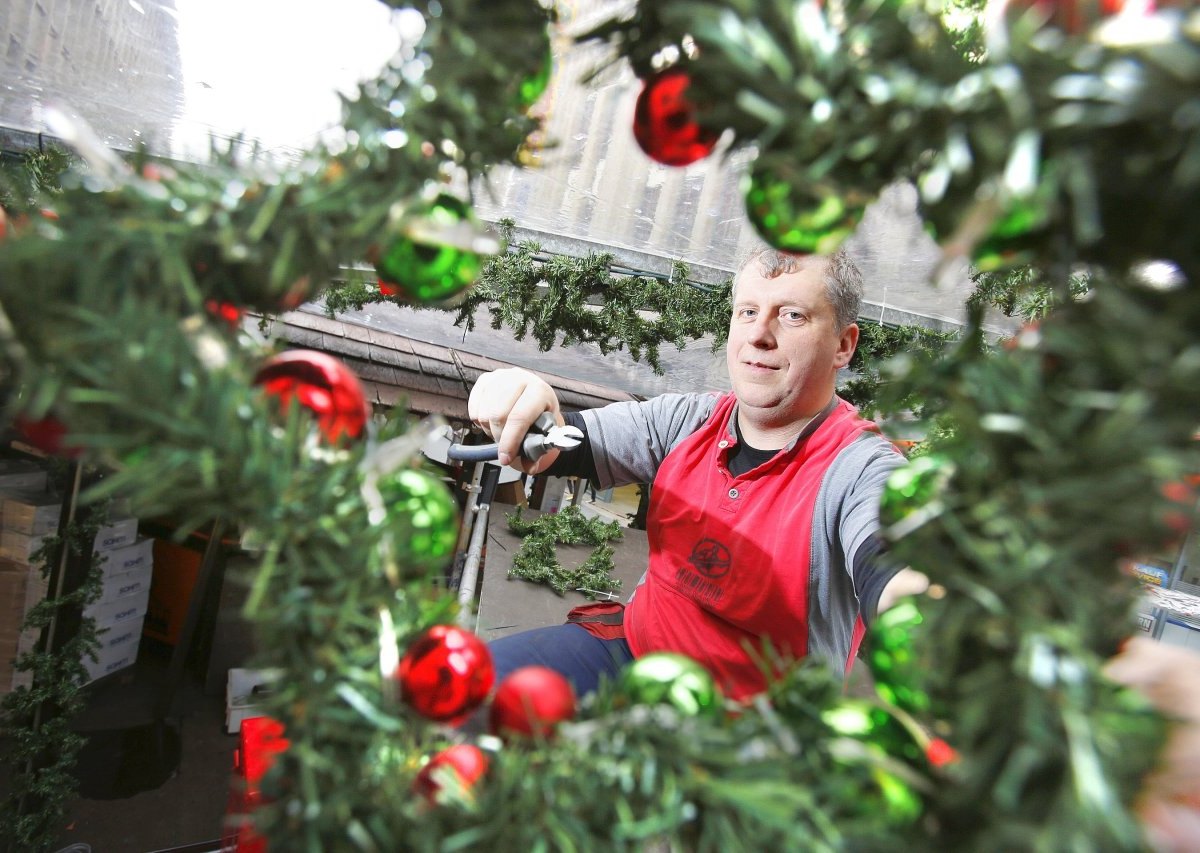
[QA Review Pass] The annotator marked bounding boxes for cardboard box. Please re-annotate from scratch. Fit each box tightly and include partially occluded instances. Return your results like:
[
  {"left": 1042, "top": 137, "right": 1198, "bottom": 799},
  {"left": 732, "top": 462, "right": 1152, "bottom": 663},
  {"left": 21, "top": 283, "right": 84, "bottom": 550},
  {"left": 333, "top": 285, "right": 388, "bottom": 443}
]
[
  {"left": 82, "top": 631, "right": 140, "bottom": 683},
  {"left": 0, "top": 561, "right": 46, "bottom": 695},
  {"left": 0, "top": 529, "right": 51, "bottom": 563},
  {"left": 83, "top": 584, "right": 151, "bottom": 625},
  {"left": 93, "top": 615, "right": 145, "bottom": 654},
  {"left": 0, "top": 460, "right": 47, "bottom": 492},
  {"left": 226, "top": 668, "right": 282, "bottom": 734},
  {"left": 1, "top": 489, "right": 63, "bottom": 536},
  {"left": 93, "top": 517, "right": 139, "bottom": 553},
  {"left": 91, "top": 560, "right": 154, "bottom": 607},
  {"left": 94, "top": 538, "right": 154, "bottom": 581}
]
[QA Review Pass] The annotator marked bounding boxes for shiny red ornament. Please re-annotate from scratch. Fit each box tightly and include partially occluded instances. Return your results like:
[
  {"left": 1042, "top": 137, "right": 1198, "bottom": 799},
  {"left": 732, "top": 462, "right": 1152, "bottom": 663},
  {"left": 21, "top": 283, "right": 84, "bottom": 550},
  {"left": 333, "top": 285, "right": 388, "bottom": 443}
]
[
  {"left": 252, "top": 350, "right": 369, "bottom": 444},
  {"left": 632, "top": 68, "right": 719, "bottom": 167},
  {"left": 413, "top": 743, "right": 489, "bottom": 804},
  {"left": 206, "top": 299, "right": 245, "bottom": 329},
  {"left": 489, "top": 665, "right": 575, "bottom": 738},
  {"left": 395, "top": 625, "right": 495, "bottom": 724},
  {"left": 924, "top": 737, "right": 959, "bottom": 768},
  {"left": 14, "top": 413, "right": 80, "bottom": 458},
  {"left": 1004, "top": 0, "right": 1151, "bottom": 33},
  {"left": 378, "top": 279, "right": 400, "bottom": 297}
]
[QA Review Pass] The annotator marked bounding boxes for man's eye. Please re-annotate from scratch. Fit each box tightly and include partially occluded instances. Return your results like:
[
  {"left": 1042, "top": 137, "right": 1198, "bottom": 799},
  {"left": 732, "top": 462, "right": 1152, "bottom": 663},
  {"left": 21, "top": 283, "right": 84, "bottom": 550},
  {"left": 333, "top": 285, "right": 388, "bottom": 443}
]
[{"left": 783, "top": 311, "right": 805, "bottom": 322}]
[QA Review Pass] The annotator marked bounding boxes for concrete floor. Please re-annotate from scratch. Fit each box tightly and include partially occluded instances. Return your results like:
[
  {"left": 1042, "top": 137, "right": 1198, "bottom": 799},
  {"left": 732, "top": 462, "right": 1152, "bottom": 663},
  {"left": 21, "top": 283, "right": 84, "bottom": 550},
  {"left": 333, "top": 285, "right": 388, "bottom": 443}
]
[{"left": 54, "top": 642, "right": 233, "bottom": 853}]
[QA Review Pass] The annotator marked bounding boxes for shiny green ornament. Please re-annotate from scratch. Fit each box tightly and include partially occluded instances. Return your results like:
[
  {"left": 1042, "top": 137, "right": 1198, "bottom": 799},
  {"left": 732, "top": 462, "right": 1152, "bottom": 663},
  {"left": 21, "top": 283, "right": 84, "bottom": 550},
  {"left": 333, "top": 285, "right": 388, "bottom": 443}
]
[
  {"left": 879, "top": 453, "right": 954, "bottom": 538},
  {"left": 619, "top": 652, "right": 722, "bottom": 718},
  {"left": 868, "top": 598, "right": 931, "bottom": 716},
  {"left": 375, "top": 195, "right": 483, "bottom": 303},
  {"left": 822, "top": 700, "right": 924, "bottom": 824},
  {"left": 744, "top": 167, "right": 859, "bottom": 253},
  {"left": 377, "top": 468, "right": 460, "bottom": 576},
  {"left": 517, "top": 38, "right": 553, "bottom": 110},
  {"left": 972, "top": 195, "right": 1052, "bottom": 272}
]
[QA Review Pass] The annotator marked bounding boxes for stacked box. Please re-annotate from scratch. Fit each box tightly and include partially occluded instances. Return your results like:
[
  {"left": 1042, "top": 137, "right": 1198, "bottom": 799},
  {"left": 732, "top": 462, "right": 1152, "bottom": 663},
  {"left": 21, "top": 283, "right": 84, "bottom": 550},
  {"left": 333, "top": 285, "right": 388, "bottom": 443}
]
[
  {"left": 0, "top": 467, "right": 56, "bottom": 697},
  {"left": 0, "top": 464, "right": 149, "bottom": 691},
  {"left": 80, "top": 529, "right": 149, "bottom": 685},
  {"left": 0, "top": 560, "right": 44, "bottom": 695},
  {"left": 0, "top": 459, "right": 48, "bottom": 492}
]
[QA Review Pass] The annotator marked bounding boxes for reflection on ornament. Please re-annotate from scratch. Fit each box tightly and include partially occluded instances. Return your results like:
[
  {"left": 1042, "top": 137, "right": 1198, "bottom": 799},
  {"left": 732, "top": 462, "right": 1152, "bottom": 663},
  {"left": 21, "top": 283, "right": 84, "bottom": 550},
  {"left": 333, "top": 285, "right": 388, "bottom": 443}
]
[
  {"left": 396, "top": 625, "right": 494, "bottom": 725},
  {"left": 618, "top": 652, "right": 722, "bottom": 718},
  {"left": 489, "top": 665, "right": 575, "bottom": 738},
  {"left": 880, "top": 454, "right": 955, "bottom": 539},
  {"left": 632, "top": 68, "right": 719, "bottom": 167},
  {"left": 376, "top": 468, "right": 460, "bottom": 576},
  {"left": 413, "top": 743, "right": 489, "bottom": 805},
  {"left": 252, "top": 350, "right": 369, "bottom": 444},
  {"left": 744, "top": 169, "right": 859, "bottom": 254},
  {"left": 374, "top": 195, "right": 485, "bottom": 303}
]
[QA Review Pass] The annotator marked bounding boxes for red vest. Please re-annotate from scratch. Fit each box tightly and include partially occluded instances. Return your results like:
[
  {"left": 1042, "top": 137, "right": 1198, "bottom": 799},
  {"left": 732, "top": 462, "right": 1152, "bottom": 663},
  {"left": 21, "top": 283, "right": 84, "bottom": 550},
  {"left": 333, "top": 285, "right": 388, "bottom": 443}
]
[{"left": 624, "top": 393, "right": 877, "bottom": 699}]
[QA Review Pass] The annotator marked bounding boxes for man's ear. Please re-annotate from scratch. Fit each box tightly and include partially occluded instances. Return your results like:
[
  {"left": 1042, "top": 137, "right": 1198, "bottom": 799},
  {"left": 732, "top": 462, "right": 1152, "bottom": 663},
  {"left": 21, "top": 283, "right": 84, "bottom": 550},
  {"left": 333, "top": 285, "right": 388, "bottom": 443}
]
[{"left": 834, "top": 323, "right": 859, "bottom": 369}]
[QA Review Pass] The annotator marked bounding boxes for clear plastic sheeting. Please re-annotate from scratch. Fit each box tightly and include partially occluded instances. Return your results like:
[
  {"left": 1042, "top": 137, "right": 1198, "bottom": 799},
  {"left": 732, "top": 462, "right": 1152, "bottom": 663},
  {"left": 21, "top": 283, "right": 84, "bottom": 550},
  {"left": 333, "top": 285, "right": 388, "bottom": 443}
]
[
  {"left": 0, "top": 0, "right": 1001, "bottom": 334},
  {"left": 0, "top": 0, "right": 397, "bottom": 161}
]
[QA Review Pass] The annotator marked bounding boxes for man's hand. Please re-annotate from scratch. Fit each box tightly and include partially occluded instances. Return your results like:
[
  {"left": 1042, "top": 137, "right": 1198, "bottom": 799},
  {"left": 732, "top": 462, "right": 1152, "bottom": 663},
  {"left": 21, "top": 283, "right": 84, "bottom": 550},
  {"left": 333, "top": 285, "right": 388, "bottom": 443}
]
[
  {"left": 877, "top": 568, "right": 931, "bottom": 614},
  {"left": 1104, "top": 637, "right": 1200, "bottom": 852},
  {"left": 467, "top": 368, "right": 564, "bottom": 475}
]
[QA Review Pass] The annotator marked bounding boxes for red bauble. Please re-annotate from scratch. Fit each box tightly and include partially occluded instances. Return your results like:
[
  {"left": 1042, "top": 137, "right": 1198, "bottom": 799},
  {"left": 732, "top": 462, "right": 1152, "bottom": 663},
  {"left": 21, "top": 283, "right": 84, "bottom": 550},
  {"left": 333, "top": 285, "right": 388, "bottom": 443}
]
[
  {"left": 378, "top": 279, "right": 400, "bottom": 297},
  {"left": 14, "top": 414, "right": 79, "bottom": 458},
  {"left": 413, "top": 743, "right": 489, "bottom": 804},
  {"left": 395, "top": 625, "right": 495, "bottom": 724},
  {"left": 206, "top": 299, "right": 245, "bottom": 329},
  {"left": 632, "top": 68, "right": 719, "bottom": 167},
  {"left": 488, "top": 666, "right": 575, "bottom": 738},
  {"left": 252, "top": 350, "right": 369, "bottom": 444},
  {"left": 924, "top": 737, "right": 959, "bottom": 769}
]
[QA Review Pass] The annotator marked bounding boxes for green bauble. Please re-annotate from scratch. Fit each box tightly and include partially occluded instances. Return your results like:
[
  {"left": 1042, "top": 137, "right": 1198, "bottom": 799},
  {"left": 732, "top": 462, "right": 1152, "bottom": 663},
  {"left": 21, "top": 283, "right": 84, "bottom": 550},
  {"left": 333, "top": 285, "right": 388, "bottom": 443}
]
[
  {"left": 375, "top": 195, "right": 483, "bottom": 303},
  {"left": 879, "top": 453, "right": 954, "bottom": 534},
  {"left": 972, "top": 195, "right": 1052, "bottom": 272},
  {"left": 619, "top": 652, "right": 722, "bottom": 718},
  {"left": 377, "top": 468, "right": 460, "bottom": 575},
  {"left": 822, "top": 700, "right": 924, "bottom": 824},
  {"left": 517, "top": 37, "right": 553, "bottom": 110},
  {"left": 868, "top": 598, "right": 931, "bottom": 717},
  {"left": 743, "top": 167, "right": 859, "bottom": 253}
]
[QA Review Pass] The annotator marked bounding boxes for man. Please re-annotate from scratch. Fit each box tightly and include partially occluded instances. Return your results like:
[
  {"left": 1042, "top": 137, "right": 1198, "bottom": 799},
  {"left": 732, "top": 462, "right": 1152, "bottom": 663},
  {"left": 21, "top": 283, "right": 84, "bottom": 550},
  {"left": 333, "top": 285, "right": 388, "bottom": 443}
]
[{"left": 468, "top": 246, "right": 929, "bottom": 700}]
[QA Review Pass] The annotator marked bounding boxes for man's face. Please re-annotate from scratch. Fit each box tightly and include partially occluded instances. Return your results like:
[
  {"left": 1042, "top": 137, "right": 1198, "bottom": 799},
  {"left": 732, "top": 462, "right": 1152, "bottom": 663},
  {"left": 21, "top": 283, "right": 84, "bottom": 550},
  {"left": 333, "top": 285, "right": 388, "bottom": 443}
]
[{"left": 726, "top": 260, "right": 858, "bottom": 431}]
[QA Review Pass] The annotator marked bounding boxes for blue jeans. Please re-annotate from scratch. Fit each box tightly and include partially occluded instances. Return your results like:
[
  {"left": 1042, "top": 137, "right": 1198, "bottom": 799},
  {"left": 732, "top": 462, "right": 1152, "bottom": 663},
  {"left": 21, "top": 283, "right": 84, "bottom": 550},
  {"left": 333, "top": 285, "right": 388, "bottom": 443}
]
[{"left": 488, "top": 624, "right": 633, "bottom": 698}]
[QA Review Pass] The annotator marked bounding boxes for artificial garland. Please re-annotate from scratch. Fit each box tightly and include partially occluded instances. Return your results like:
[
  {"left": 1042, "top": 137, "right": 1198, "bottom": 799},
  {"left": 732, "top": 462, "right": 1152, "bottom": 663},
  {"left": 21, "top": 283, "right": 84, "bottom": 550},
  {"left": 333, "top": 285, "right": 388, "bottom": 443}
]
[
  {"left": 0, "top": 489, "right": 106, "bottom": 853},
  {"left": 505, "top": 506, "right": 624, "bottom": 598}
]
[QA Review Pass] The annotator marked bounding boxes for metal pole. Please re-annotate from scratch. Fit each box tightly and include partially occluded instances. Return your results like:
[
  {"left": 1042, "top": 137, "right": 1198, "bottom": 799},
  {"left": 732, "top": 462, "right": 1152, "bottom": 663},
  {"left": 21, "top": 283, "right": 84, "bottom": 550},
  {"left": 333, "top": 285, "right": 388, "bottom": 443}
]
[
  {"left": 447, "top": 461, "right": 485, "bottom": 592},
  {"left": 456, "top": 464, "right": 500, "bottom": 628}
]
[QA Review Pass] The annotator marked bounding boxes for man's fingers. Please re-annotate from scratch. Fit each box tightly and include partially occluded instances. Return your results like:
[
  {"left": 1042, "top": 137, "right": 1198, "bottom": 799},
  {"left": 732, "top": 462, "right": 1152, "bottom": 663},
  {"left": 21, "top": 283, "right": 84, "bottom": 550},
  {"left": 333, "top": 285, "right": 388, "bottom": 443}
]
[{"left": 498, "top": 385, "right": 559, "bottom": 466}]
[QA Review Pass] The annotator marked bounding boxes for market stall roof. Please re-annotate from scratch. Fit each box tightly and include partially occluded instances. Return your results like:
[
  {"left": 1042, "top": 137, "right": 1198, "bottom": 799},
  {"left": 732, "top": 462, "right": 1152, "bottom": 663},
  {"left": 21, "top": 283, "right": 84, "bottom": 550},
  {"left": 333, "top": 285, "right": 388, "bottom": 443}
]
[{"left": 263, "top": 307, "right": 642, "bottom": 421}]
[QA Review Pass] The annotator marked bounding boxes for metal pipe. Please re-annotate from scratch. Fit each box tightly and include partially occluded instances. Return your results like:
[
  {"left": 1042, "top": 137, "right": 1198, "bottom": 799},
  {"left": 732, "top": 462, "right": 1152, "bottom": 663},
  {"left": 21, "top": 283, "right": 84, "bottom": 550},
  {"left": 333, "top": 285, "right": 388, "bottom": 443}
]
[{"left": 456, "top": 464, "right": 501, "bottom": 628}]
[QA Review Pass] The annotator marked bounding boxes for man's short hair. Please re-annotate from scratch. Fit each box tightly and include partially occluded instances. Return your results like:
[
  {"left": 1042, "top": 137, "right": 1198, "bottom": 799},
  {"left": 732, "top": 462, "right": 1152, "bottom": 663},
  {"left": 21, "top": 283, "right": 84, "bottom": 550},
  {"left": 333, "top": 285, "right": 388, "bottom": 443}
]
[{"left": 735, "top": 246, "right": 863, "bottom": 330}]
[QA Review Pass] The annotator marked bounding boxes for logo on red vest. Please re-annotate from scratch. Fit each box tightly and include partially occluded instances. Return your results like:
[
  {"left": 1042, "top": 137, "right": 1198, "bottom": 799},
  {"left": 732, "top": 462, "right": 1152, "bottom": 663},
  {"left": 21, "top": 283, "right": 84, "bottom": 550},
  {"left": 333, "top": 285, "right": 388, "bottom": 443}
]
[{"left": 689, "top": 538, "right": 731, "bottom": 579}]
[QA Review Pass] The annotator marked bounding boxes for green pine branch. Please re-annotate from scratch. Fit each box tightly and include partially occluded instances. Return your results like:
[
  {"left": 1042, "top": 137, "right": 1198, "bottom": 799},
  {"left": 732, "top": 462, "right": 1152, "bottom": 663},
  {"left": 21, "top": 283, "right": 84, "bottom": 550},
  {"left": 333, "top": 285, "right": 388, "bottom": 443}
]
[{"left": 506, "top": 506, "right": 623, "bottom": 598}]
